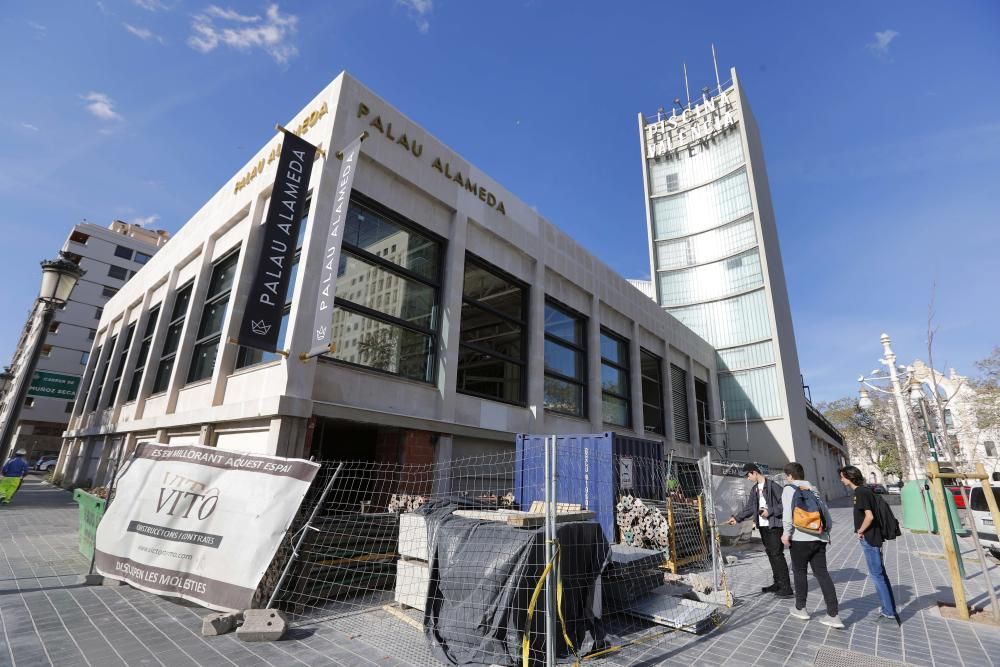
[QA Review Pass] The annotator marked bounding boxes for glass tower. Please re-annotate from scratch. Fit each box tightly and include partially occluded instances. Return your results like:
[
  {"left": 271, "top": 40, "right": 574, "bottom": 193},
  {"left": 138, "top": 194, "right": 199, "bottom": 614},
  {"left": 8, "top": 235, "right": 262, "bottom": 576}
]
[{"left": 637, "top": 67, "right": 809, "bottom": 465}]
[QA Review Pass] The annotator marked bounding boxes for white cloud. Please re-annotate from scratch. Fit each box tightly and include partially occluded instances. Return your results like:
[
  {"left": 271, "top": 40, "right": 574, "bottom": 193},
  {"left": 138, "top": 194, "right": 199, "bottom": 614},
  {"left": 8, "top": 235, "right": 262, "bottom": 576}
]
[
  {"left": 132, "top": 214, "right": 160, "bottom": 226},
  {"left": 81, "top": 92, "right": 123, "bottom": 121},
  {"left": 188, "top": 4, "right": 298, "bottom": 64},
  {"left": 123, "top": 22, "right": 165, "bottom": 42},
  {"left": 27, "top": 20, "right": 47, "bottom": 34},
  {"left": 868, "top": 29, "right": 899, "bottom": 57},
  {"left": 132, "top": 0, "right": 170, "bottom": 10},
  {"left": 398, "top": 0, "right": 432, "bottom": 34},
  {"left": 21, "top": 122, "right": 39, "bottom": 131}
]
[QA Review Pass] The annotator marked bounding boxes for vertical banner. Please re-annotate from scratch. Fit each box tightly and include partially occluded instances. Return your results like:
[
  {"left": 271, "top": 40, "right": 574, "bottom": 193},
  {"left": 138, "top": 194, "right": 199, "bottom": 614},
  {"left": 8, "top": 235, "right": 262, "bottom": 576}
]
[
  {"left": 237, "top": 131, "right": 318, "bottom": 352},
  {"left": 95, "top": 442, "right": 320, "bottom": 612},
  {"left": 307, "top": 135, "right": 365, "bottom": 357}
]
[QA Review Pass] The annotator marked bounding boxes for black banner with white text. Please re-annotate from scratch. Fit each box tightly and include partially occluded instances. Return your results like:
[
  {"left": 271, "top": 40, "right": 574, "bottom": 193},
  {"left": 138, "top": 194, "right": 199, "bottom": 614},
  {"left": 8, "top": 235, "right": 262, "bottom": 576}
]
[{"left": 237, "top": 130, "right": 317, "bottom": 352}]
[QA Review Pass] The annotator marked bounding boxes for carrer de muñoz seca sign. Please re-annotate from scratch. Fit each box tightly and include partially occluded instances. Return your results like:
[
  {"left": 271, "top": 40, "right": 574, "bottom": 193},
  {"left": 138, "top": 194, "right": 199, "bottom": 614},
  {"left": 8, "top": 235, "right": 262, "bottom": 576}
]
[{"left": 356, "top": 102, "right": 507, "bottom": 215}]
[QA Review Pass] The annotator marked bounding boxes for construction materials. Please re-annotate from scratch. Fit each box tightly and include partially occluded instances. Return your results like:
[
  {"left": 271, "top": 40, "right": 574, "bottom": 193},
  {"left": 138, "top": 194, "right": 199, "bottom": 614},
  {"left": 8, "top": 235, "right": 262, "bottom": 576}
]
[
  {"left": 616, "top": 496, "right": 669, "bottom": 550},
  {"left": 625, "top": 588, "right": 720, "bottom": 634},
  {"left": 394, "top": 558, "right": 429, "bottom": 611}
]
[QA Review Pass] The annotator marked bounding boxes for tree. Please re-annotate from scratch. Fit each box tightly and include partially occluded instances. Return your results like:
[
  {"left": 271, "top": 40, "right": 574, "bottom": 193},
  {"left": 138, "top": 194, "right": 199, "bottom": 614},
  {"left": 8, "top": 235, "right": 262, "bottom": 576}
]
[
  {"left": 971, "top": 346, "right": 1000, "bottom": 430},
  {"left": 357, "top": 328, "right": 398, "bottom": 371},
  {"left": 819, "top": 395, "right": 904, "bottom": 481}
]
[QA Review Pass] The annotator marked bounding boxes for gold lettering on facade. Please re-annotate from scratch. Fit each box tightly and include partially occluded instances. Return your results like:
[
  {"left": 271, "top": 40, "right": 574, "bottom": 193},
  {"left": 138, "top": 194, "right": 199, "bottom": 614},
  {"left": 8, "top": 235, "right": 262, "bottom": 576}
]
[
  {"left": 234, "top": 102, "right": 327, "bottom": 194},
  {"left": 355, "top": 102, "right": 506, "bottom": 216}
]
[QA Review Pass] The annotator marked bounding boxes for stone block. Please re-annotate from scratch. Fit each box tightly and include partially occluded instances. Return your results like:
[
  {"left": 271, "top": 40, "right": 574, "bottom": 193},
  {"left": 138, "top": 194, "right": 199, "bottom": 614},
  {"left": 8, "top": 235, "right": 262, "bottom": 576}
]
[
  {"left": 399, "top": 512, "right": 428, "bottom": 560},
  {"left": 394, "top": 558, "right": 429, "bottom": 610},
  {"left": 236, "top": 609, "right": 287, "bottom": 642},
  {"left": 202, "top": 613, "right": 238, "bottom": 636}
]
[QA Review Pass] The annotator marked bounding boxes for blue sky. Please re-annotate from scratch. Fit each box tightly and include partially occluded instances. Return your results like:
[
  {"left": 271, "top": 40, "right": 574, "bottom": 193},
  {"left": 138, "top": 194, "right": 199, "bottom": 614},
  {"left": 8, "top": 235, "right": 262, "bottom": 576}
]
[{"left": 2, "top": 1, "right": 998, "bottom": 404}]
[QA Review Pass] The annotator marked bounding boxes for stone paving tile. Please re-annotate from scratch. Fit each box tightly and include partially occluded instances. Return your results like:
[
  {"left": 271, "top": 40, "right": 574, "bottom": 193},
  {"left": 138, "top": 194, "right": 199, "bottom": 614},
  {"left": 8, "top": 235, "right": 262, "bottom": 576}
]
[{"left": 4, "top": 477, "right": 1000, "bottom": 666}]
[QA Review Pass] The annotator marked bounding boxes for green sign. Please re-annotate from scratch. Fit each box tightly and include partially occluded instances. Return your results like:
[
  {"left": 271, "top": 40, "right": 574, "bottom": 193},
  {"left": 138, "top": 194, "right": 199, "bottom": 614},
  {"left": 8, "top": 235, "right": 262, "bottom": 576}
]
[{"left": 26, "top": 370, "right": 81, "bottom": 400}]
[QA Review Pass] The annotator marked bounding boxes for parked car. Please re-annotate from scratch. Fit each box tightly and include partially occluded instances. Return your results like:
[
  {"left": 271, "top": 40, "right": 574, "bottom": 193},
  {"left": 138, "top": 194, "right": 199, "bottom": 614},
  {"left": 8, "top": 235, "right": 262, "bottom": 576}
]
[
  {"left": 948, "top": 485, "right": 967, "bottom": 509},
  {"left": 34, "top": 455, "right": 58, "bottom": 472},
  {"left": 887, "top": 482, "right": 903, "bottom": 495},
  {"left": 968, "top": 486, "right": 1000, "bottom": 560},
  {"left": 867, "top": 483, "right": 888, "bottom": 494}
]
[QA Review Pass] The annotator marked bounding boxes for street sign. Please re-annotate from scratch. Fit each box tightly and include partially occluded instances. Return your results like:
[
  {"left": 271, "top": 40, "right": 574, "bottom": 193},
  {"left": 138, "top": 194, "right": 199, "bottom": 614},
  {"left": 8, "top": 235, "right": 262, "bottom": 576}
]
[{"left": 26, "top": 370, "right": 81, "bottom": 400}]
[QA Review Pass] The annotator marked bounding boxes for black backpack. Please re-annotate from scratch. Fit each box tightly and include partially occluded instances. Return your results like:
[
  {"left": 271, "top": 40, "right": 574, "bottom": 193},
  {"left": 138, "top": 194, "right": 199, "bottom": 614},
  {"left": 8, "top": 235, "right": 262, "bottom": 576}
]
[{"left": 874, "top": 494, "right": 901, "bottom": 540}]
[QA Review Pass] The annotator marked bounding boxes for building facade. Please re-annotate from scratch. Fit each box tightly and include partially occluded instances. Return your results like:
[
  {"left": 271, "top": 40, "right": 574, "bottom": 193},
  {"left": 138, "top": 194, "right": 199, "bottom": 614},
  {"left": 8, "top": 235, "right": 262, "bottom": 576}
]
[
  {"left": 637, "top": 68, "right": 814, "bottom": 472},
  {"left": 0, "top": 221, "right": 169, "bottom": 462},
  {"left": 57, "top": 72, "right": 721, "bottom": 488}
]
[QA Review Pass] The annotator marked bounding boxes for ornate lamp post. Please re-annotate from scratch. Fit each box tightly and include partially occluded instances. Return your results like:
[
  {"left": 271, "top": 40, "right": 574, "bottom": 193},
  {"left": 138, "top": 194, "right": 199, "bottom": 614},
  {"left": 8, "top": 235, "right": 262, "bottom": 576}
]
[{"left": 0, "top": 253, "right": 85, "bottom": 459}]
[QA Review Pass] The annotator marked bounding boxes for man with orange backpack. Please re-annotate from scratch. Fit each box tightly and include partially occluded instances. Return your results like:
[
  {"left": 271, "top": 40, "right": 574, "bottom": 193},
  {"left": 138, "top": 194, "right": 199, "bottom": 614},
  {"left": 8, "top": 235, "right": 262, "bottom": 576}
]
[{"left": 780, "top": 462, "right": 844, "bottom": 628}]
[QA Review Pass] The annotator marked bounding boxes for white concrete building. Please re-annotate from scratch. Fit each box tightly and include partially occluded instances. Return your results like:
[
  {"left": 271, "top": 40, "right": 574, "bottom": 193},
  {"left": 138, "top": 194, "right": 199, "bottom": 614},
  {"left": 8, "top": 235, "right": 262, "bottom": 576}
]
[
  {"left": 637, "top": 68, "right": 829, "bottom": 475},
  {"left": 57, "top": 72, "right": 723, "bottom": 488},
  {"left": 0, "top": 221, "right": 168, "bottom": 462}
]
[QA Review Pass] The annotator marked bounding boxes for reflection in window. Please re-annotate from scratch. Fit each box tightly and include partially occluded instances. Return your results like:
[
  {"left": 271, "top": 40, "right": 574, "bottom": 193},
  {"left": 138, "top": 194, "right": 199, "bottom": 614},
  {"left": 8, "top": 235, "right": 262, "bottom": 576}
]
[
  {"left": 127, "top": 306, "right": 160, "bottom": 401},
  {"left": 153, "top": 283, "right": 193, "bottom": 393},
  {"left": 669, "top": 288, "right": 771, "bottom": 349},
  {"left": 107, "top": 323, "right": 136, "bottom": 405},
  {"left": 658, "top": 248, "right": 763, "bottom": 306},
  {"left": 324, "top": 196, "right": 442, "bottom": 382},
  {"left": 640, "top": 349, "right": 664, "bottom": 434},
  {"left": 90, "top": 334, "right": 117, "bottom": 412},
  {"left": 600, "top": 329, "right": 630, "bottom": 427},
  {"left": 188, "top": 250, "right": 240, "bottom": 383},
  {"left": 457, "top": 257, "right": 526, "bottom": 404},
  {"left": 648, "top": 128, "right": 744, "bottom": 196},
  {"left": 718, "top": 366, "right": 781, "bottom": 420},
  {"left": 652, "top": 168, "right": 752, "bottom": 240},
  {"left": 655, "top": 215, "right": 756, "bottom": 271},
  {"left": 543, "top": 302, "right": 586, "bottom": 417}
]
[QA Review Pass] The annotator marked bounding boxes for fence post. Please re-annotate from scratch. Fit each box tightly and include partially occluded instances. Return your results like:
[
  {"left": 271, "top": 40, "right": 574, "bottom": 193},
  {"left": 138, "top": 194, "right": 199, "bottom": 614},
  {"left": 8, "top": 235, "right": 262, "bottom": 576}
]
[
  {"left": 266, "top": 462, "right": 344, "bottom": 610},
  {"left": 544, "top": 435, "right": 557, "bottom": 667},
  {"left": 700, "top": 453, "right": 719, "bottom": 594}
]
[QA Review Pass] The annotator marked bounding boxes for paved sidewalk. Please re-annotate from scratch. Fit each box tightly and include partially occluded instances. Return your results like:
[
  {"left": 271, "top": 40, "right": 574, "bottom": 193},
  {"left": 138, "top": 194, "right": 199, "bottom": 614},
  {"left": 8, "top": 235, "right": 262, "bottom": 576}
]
[{"left": 1, "top": 477, "right": 999, "bottom": 666}]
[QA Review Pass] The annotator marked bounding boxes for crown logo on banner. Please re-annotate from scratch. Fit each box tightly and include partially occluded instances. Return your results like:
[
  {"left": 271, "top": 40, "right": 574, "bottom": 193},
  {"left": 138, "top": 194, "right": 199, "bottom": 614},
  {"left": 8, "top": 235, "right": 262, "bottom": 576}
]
[
  {"left": 250, "top": 320, "right": 272, "bottom": 336},
  {"left": 315, "top": 326, "right": 327, "bottom": 341}
]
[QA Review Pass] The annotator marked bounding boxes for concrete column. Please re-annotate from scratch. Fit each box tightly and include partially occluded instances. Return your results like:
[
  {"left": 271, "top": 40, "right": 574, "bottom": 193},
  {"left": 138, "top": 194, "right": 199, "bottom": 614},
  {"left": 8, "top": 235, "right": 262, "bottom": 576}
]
[
  {"left": 686, "top": 355, "right": 698, "bottom": 447},
  {"left": 437, "top": 212, "right": 467, "bottom": 421},
  {"left": 629, "top": 320, "right": 643, "bottom": 435},
  {"left": 527, "top": 258, "right": 546, "bottom": 431},
  {"left": 587, "top": 295, "right": 602, "bottom": 431}
]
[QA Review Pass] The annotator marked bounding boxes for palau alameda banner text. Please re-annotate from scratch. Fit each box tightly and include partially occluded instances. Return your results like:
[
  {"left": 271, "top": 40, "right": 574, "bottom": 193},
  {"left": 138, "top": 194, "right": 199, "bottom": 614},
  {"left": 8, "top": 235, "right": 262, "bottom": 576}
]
[{"left": 94, "top": 442, "right": 319, "bottom": 611}]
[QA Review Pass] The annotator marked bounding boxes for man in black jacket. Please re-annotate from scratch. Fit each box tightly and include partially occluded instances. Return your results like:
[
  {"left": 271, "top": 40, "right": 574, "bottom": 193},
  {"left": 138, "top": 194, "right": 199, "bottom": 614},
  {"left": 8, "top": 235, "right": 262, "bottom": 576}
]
[{"left": 727, "top": 463, "right": 792, "bottom": 597}]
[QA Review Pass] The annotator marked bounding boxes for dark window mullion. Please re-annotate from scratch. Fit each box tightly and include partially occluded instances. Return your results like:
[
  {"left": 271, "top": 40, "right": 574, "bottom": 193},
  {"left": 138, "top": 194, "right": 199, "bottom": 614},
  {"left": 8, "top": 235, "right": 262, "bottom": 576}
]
[
  {"left": 334, "top": 299, "right": 437, "bottom": 337},
  {"left": 342, "top": 244, "right": 440, "bottom": 289},
  {"left": 461, "top": 297, "right": 527, "bottom": 328},
  {"left": 544, "top": 333, "right": 585, "bottom": 354},
  {"left": 543, "top": 368, "right": 585, "bottom": 386},
  {"left": 458, "top": 341, "right": 526, "bottom": 368}
]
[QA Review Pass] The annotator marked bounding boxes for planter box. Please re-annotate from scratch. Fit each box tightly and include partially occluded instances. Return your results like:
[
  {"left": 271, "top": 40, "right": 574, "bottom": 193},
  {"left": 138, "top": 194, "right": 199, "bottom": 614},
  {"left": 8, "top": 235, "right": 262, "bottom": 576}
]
[{"left": 73, "top": 489, "right": 106, "bottom": 561}]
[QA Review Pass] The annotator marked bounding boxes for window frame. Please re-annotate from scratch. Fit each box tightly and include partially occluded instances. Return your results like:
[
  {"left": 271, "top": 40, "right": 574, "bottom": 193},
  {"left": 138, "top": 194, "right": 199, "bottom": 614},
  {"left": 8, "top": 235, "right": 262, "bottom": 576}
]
[
  {"left": 456, "top": 253, "right": 528, "bottom": 406},
  {"left": 127, "top": 305, "right": 160, "bottom": 402},
  {"left": 89, "top": 334, "right": 117, "bottom": 412},
  {"left": 107, "top": 265, "right": 129, "bottom": 280},
  {"left": 152, "top": 282, "right": 193, "bottom": 394},
  {"left": 639, "top": 348, "right": 665, "bottom": 435},
  {"left": 187, "top": 249, "right": 240, "bottom": 384},
  {"left": 107, "top": 323, "right": 136, "bottom": 406},
  {"left": 114, "top": 245, "right": 134, "bottom": 261},
  {"left": 542, "top": 299, "right": 587, "bottom": 418},
  {"left": 322, "top": 193, "right": 445, "bottom": 384},
  {"left": 599, "top": 328, "right": 631, "bottom": 427}
]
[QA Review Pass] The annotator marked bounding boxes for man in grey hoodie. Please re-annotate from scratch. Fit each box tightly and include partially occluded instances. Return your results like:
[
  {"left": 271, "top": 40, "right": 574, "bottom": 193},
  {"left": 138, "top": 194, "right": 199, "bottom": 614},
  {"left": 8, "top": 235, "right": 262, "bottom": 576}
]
[{"left": 780, "top": 462, "right": 843, "bottom": 628}]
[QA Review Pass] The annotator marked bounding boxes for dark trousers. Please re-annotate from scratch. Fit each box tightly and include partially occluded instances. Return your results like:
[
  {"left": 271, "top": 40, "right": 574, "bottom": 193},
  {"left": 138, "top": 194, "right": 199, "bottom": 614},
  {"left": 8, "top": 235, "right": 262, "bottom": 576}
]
[
  {"left": 760, "top": 526, "right": 792, "bottom": 593},
  {"left": 790, "top": 540, "right": 838, "bottom": 616}
]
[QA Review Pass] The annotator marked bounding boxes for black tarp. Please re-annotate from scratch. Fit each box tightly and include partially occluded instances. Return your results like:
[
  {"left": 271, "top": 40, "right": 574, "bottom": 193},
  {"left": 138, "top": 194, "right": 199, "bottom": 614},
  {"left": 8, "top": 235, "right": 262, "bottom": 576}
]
[{"left": 418, "top": 500, "right": 609, "bottom": 666}]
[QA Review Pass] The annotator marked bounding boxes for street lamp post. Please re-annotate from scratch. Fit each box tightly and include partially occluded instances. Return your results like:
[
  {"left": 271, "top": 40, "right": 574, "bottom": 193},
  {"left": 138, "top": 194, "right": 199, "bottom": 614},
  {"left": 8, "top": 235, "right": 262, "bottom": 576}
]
[{"left": 0, "top": 254, "right": 85, "bottom": 460}]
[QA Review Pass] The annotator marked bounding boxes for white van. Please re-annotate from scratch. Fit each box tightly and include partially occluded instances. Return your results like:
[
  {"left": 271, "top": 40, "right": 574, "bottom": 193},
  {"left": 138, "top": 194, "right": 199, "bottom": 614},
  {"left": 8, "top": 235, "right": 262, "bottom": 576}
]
[{"left": 969, "top": 485, "right": 1000, "bottom": 560}]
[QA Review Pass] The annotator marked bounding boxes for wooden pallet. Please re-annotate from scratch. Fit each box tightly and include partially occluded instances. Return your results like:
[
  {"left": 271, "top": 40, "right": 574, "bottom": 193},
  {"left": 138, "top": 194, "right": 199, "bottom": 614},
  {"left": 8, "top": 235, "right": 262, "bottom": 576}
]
[{"left": 452, "top": 504, "right": 594, "bottom": 528}]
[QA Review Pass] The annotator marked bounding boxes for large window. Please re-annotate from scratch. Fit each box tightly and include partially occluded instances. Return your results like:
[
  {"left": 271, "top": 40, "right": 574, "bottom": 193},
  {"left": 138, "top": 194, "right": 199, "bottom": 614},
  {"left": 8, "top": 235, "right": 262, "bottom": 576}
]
[
  {"left": 695, "top": 378, "right": 711, "bottom": 446},
  {"left": 108, "top": 265, "right": 129, "bottom": 280},
  {"left": 640, "top": 349, "right": 664, "bottom": 435},
  {"left": 654, "top": 215, "right": 756, "bottom": 271},
  {"left": 658, "top": 248, "right": 763, "bottom": 306},
  {"left": 457, "top": 257, "right": 527, "bottom": 404},
  {"left": 114, "top": 245, "right": 133, "bottom": 260},
  {"left": 127, "top": 306, "right": 160, "bottom": 401},
  {"left": 669, "top": 289, "right": 771, "bottom": 349},
  {"left": 600, "top": 329, "right": 630, "bottom": 427},
  {"left": 187, "top": 251, "right": 240, "bottom": 383},
  {"left": 648, "top": 128, "right": 744, "bottom": 196},
  {"left": 76, "top": 344, "right": 102, "bottom": 414},
  {"left": 718, "top": 366, "right": 781, "bottom": 420},
  {"left": 651, "top": 168, "right": 752, "bottom": 240},
  {"left": 716, "top": 340, "right": 774, "bottom": 371},
  {"left": 89, "top": 335, "right": 117, "bottom": 412},
  {"left": 543, "top": 301, "right": 586, "bottom": 417},
  {"left": 671, "top": 364, "right": 690, "bottom": 442},
  {"left": 152, "top": 284, "right": 193, "bottom": 394},
  {"left": 326, "top": 196, "right": 442, "bottom": 382},
  {"left": 107, "top": 323, "right": 136, "bottom": 405}
]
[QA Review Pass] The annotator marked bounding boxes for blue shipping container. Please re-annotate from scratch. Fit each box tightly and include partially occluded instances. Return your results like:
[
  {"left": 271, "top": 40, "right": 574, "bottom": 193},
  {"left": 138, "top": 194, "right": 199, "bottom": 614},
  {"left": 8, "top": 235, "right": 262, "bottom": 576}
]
[{"left": 514, "top": 433, "right": 625, "bottom": 542}]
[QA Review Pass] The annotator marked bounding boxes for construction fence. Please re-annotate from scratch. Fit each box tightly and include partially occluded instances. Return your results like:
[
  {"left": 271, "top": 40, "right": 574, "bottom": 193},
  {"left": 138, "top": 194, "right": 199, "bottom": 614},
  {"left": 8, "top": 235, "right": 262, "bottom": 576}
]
[{"left": 252, "top": 442, "right": 762, "bottom": 666}]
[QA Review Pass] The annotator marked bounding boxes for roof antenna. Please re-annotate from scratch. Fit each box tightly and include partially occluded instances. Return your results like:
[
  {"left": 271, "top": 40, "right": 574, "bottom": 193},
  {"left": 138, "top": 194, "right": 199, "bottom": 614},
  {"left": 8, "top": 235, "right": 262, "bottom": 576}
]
[
  {"left": 711, "top": 44, "right": 722, "bottom": 95},
  {"left": 683, "top": 62, "right": 691, "bottom": 108}
]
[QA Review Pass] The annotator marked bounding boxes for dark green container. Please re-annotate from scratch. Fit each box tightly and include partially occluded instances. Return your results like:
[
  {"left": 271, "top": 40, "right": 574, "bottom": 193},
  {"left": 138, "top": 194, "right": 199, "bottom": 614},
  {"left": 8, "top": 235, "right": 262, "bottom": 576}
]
[{"left": 73, "top": 489, "right": 106, "bottom": 560}]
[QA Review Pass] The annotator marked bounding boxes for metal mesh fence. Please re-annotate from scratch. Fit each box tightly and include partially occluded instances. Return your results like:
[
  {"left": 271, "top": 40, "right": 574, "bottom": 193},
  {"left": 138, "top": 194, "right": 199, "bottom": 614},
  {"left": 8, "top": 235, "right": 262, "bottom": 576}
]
[{"left": 260, "top": 444, "right": 745, "bottom": 666}]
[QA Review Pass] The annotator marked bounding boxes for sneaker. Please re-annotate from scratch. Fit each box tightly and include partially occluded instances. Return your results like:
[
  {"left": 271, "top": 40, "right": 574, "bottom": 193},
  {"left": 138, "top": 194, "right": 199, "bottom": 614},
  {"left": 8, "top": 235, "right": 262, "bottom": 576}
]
[
  {"left": 820, "top": 615, "right": 844, "bottom": 629},
  {"left": 789, "top": 607, "right": 810, "bottom": 621},
  {"left": 875, "top": 613, "right": 900, "bottom": 626},
  {"left": 761, "top": 583, "right": 779, "bottom": 593}
]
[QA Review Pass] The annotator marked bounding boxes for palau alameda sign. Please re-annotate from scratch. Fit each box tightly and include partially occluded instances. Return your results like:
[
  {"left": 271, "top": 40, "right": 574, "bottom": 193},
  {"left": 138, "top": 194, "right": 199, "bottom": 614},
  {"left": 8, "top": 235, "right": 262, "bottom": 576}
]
[
  {"left": 27, "top": 370, "right": 81, "bottom": 400},
  {"left": 94, "top": 442, "right": 319, "bottom": 611}
]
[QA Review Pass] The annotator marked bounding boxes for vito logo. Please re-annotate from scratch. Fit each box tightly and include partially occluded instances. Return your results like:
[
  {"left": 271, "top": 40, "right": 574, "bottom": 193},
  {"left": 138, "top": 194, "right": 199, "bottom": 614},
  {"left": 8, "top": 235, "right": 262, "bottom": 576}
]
[{"left": 155, "top": 471, "right": 219, "bottom": 521}]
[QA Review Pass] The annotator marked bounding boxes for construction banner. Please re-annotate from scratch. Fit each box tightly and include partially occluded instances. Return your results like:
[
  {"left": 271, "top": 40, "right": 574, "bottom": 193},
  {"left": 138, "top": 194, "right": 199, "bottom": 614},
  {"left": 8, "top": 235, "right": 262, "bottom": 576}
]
[{"left": 94, "top": 442, "right": 319, "bottom": 611}]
